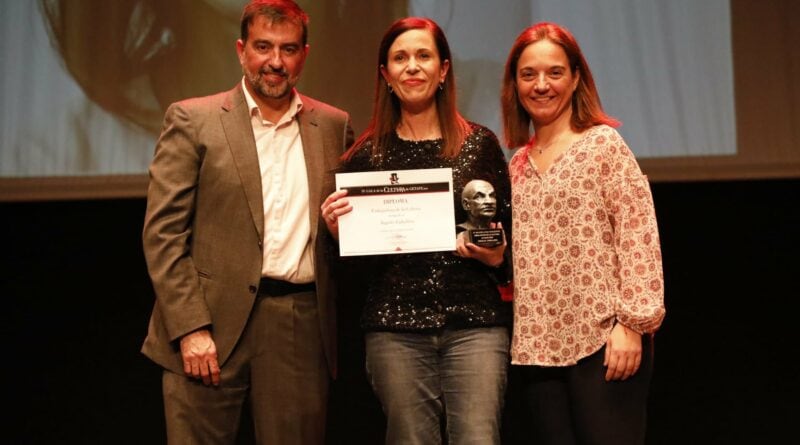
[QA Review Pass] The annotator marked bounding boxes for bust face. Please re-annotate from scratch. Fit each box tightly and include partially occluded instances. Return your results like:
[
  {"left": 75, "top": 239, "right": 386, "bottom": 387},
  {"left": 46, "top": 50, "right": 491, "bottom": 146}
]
[{"left": 462, "top": 179, "right": 497, "bottom": 226}]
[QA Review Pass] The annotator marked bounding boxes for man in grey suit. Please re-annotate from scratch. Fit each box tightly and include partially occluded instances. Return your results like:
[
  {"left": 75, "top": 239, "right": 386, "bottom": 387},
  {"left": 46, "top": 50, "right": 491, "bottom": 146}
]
[{"left": 141, "top": 1, "right": 353, "bottom": 443}]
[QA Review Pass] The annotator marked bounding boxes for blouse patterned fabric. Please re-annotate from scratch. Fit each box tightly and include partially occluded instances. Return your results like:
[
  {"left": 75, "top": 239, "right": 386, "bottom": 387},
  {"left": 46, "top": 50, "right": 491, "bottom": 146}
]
[
  {"left": 342, "top": 123, "right": 512, "bottom": 332},
  {"left": 509, "top": 125, "right": 665, "bottom": 366}
]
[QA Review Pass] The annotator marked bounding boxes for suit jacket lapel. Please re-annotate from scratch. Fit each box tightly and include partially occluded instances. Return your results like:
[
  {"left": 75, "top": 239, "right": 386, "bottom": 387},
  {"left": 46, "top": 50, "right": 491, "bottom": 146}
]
[
  {"left": 298, "top": 97, "right": 322, "bottom": 242},
  {"left": 221, "top": 84, "right": 265, "bottom": 242}
]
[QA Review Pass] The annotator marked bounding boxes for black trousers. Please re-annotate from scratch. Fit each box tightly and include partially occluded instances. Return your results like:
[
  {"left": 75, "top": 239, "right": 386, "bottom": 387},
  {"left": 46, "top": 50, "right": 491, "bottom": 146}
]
[{"left": 508, "top": 336, "right": 654, "bottom": 445}]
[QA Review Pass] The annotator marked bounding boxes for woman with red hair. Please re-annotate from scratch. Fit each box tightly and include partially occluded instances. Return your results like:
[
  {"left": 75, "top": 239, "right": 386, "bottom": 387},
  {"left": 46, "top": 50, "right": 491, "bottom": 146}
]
[
  {"left": 323, "top": 17, "right": 512, "bottom": 445},
  {"left": 501, "top": 22, "right": 665, "bottom": 445}
]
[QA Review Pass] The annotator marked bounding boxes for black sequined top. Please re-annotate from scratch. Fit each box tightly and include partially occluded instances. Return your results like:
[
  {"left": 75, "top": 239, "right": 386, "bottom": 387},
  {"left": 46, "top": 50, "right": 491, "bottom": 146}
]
[{"left": 342, "top": 123, "right": 512, "bottom": 332}]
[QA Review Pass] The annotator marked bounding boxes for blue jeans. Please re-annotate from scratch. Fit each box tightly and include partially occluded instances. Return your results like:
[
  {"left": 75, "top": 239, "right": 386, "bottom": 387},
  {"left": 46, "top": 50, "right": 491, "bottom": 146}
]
[{"left": 365, "top": 327, "right": 509, "bottom": 445}]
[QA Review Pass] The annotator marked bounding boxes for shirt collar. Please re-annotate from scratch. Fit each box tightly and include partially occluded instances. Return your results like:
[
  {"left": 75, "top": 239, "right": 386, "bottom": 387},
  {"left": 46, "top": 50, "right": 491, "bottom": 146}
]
[{"left": 240, "top": 77, "right": 304, "bottom": 123}]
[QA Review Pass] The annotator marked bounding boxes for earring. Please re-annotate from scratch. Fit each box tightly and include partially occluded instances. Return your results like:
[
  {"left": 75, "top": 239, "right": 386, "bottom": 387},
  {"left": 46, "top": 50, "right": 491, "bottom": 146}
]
[
  {"left": 387, "top": 83, "right": 394, "bottom": 94},
  {"left": 438, "top": 81, "right": 444, "bottom": 91}
]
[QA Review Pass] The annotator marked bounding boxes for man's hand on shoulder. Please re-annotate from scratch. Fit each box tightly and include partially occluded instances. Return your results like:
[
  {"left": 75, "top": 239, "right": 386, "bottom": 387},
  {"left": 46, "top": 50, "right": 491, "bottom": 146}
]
[{"left": 180, "top": 328, "right": 221, "bottom": 386}]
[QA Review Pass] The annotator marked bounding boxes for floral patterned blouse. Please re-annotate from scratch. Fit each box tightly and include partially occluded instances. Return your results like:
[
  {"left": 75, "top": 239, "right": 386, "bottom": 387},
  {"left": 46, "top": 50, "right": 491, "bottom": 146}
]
[{"left": 509, "top": 125, "right": 665, "bottom": 366}]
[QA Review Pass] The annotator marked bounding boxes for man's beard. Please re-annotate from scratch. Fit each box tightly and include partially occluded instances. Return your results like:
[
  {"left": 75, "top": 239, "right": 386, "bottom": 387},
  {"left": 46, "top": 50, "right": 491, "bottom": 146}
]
[{"left": 246, "top": 68, "right": 294, "bottom": 100}]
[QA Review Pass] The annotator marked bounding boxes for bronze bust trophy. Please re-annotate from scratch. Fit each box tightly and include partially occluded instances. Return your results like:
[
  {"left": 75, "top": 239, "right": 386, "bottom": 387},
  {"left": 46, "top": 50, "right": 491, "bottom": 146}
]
[{"left": 457, "top": 179, "right": 503, "bottom": 247}]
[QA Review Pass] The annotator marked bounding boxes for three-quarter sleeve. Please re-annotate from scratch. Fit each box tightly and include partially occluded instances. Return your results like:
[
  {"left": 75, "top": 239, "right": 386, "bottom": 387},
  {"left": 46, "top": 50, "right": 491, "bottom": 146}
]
[{"left": 600, "top": 132, "right": 665, "bottom": 334}]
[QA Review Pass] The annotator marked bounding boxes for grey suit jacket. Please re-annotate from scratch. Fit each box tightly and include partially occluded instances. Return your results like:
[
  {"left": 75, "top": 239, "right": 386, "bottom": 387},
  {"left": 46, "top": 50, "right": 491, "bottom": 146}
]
[{"left": 141, "top": 83, "right": 353, "bottom": 378}]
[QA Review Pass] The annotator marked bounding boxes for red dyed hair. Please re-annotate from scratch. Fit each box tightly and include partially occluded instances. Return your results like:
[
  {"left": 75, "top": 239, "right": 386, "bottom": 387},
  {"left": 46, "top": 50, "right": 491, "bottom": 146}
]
[
  {"left": 501, "top": 22, "right": 619, "bottom": 148},
  {"left": 343, "top": 17, "right": 469, "bottom": 161}
]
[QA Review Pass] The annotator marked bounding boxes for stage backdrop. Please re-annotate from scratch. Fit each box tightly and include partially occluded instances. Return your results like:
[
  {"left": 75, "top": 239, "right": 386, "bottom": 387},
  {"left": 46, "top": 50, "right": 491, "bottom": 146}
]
[{"left": 1, "top": 0, "right": 798, "bottom": 200}]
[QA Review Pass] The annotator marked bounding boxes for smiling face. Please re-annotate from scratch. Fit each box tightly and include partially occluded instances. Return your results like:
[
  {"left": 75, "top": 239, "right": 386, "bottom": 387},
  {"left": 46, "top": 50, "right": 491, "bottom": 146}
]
[
  {"left": 236, "top": 15, "right": 307, "bottom": 105},
  {"left": 380, "top": 28, "right": 449, "bottom": 113},
  {"left": 515, "top": 39, "right": 579, "bottom": 129}
]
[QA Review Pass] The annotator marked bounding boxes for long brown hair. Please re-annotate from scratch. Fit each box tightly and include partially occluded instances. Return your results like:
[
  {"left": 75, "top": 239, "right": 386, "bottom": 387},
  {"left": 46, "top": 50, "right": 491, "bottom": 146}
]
[
  {"left": 343, "top": 17, "right": 469, "bottom": 161},
  {"left": 501, "top": 22, "right": 619, "bottom": 148}
]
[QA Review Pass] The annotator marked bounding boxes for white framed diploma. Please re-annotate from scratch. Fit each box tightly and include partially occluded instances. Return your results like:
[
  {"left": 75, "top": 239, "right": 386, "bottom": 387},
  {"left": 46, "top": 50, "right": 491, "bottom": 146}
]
[{"left": 335, "top": 168, "right": 456, "bottom": 256}]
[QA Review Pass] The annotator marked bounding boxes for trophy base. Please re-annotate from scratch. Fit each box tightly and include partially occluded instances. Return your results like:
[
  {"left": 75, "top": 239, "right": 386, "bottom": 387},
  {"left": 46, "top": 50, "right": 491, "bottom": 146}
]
[{"left": 468, "top": 228, "right": 503, "bottom": 247}]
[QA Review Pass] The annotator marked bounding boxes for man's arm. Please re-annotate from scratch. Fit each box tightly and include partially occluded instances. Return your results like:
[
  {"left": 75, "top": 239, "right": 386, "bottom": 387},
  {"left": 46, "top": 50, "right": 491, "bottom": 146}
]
[{"left": 143, "top": 102, "right": 217, "bottom": 382}]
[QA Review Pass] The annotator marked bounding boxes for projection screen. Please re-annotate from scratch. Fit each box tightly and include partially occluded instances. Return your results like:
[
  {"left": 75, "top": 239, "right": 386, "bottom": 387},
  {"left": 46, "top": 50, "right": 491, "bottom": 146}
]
[{"left": 1, "top": 0, "right": 798, "bottom": 201}]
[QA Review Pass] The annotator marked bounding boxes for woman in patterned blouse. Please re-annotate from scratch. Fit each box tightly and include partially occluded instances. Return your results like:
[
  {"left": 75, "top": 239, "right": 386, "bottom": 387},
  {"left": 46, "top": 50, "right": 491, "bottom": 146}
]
[
  {"left": 321, "top": 17, "right": 512, "bottom": 445},
  {"left": 501, "top": 22, "right": 666, "bottom": 445}
]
